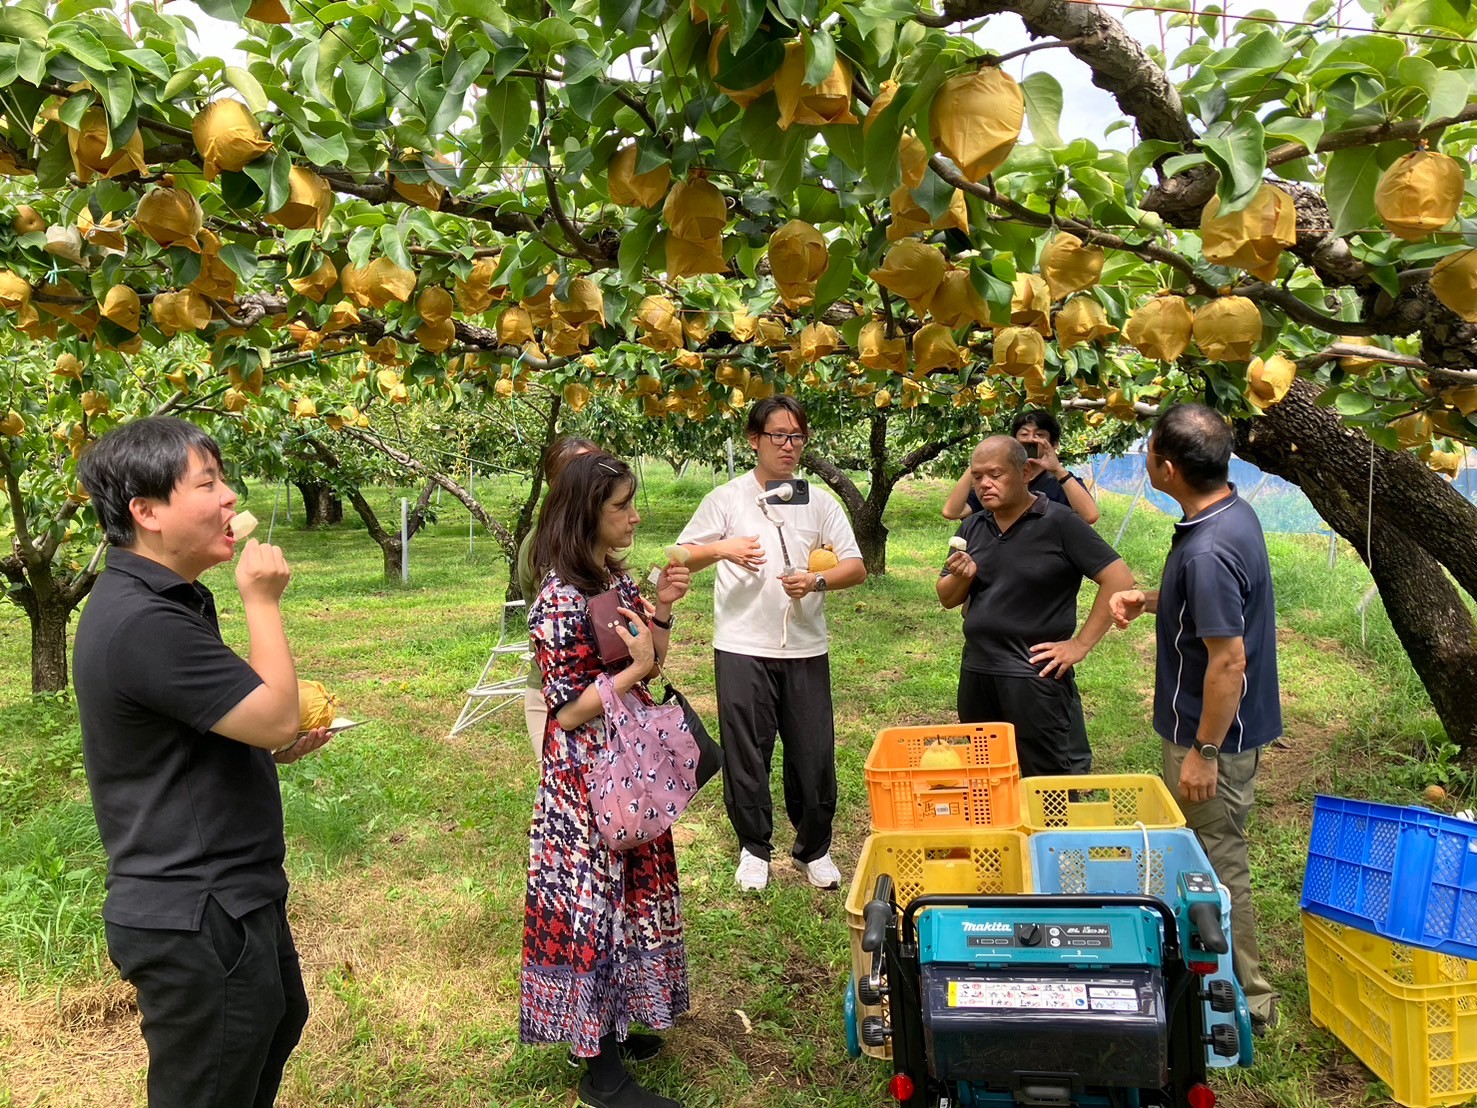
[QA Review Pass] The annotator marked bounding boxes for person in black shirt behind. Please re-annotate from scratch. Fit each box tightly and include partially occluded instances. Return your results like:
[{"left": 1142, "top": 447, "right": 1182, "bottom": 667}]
[
  {"left": 937, "top": 436, "right": 1133, "bottom": 776},
  {"left": 942, "top": 408, "right": 1100, "bottom": 525},
  {"left": 72, "top": 416, "right": 332, "bottom": 1108}
]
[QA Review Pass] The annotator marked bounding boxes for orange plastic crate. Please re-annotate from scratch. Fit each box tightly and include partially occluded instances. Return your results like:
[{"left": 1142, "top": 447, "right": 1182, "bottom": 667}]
[{"left": 863, "top": 724, "right": 1021, "bottom": 831}]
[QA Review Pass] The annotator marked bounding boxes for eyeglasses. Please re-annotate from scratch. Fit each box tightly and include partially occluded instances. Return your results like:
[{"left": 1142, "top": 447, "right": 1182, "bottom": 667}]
[{"left": 760, "top": 432, "right": 808, "bottom": 448}]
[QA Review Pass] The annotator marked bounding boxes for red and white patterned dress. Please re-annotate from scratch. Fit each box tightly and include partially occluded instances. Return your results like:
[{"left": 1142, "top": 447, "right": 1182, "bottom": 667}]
[{"left": 519, "top": 570, "right": 689, "bottom": 1057}]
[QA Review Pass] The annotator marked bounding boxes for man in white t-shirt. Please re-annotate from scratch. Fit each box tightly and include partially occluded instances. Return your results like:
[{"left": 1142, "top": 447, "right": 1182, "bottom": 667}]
[{"left": 676, "top": 397, "right": 866, "bottom": 892}]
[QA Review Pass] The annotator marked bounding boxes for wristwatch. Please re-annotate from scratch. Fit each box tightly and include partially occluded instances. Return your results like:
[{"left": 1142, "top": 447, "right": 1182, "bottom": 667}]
[
  {"left": 651, "top": 614, "right": 673, "bottom": 630},
  {"left": 813, "top": 573, "right": 828, "bottom": 594},
  {"left": 1196, "top": 741, "right": 1220, "bottom": 761}
]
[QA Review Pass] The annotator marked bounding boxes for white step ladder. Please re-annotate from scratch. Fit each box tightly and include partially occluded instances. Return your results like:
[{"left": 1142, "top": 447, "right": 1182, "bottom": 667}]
[{"left": 449, "top": 600, "right": 531, "bottom": 737}]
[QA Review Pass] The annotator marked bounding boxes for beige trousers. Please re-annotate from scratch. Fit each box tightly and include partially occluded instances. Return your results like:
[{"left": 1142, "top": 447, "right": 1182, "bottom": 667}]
[
  {"left": 1162, "top": 738, "right": 1278, "bottom": 1023},
  {"left": 524, "top": 687, "right": 547, "bottom": 761}
]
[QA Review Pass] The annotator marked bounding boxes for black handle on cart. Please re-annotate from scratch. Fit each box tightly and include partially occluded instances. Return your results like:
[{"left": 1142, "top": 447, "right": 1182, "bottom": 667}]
[
  {"left": 1188, "top": 901, "right": 1228, "bottom": 955},
  {"left": 861, "top": 874, "right": 896, "bottom": 954},
  {"left": 901, "top": 893, "right": 1182, "bottom": 959}
]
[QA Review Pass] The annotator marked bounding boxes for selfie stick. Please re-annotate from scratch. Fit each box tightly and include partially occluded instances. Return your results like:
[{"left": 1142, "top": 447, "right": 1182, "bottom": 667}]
[{"left": 754, "top": 483, "right": 796, "bottom": 573}]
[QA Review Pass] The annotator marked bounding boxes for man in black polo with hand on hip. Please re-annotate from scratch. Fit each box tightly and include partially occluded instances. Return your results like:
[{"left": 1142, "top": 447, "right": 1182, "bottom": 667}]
[
  {"left": 938, "top": 435, "right": 1132, "bottom": 776},
  {"left": 73, "top": 416, "right": 331, "bottom": 1108}
]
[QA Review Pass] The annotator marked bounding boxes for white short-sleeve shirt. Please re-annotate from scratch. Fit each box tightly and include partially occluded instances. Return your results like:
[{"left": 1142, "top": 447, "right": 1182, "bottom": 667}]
[{"left": 677, "top": 470, "right": 862, "bottom": 659}]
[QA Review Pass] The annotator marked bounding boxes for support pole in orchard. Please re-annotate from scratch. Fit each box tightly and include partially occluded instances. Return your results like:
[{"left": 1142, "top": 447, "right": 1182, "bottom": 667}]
[{"left": 401, "top": 497, "right": 409, "bottom": 584}]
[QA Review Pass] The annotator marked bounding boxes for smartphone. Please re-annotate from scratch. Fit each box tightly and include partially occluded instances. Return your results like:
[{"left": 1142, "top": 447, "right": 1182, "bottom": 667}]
[
  {"left": 766, "top": 478, "right": 810, "bottom": 504},
  {"left": 1023, "top": 442, "right": 1040, "bottom": 460}
]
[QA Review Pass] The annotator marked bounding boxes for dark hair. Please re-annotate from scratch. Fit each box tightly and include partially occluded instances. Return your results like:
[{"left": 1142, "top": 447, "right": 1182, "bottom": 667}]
[
  {"left": 1150, "top": 403, "right": 1233, "bottom": 493},
  {"left": 77, "top": 417, "right": 224, "bottom": 547},
  {"left": 531, "top": 451, "right": 635, "bottom": 594},
  {"left": 543, "top": 435, "right": 598, "bottom": 484},
  {"left": 745, "top": 396, "right": 808, "bottom": 439},
  {"left": 1011, "top": 408, "right": 1062, "bottom": 446}
]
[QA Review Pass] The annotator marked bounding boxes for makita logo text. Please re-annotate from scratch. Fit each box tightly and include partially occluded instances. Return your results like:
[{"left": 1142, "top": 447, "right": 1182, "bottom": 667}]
[{"left": 961, "top": 922, "right": 1012, "bottom": 934}]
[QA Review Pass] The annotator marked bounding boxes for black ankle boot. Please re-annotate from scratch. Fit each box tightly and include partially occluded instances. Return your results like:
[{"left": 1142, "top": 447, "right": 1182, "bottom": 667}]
[{"left": 577, "top": 1071, "right": 682, "bottom": 1108}]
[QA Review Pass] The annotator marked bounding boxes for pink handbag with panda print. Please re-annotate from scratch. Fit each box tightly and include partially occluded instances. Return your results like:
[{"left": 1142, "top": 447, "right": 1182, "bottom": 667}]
[{"left": 583, "top": 673, "right": 701, "bottom": 851}]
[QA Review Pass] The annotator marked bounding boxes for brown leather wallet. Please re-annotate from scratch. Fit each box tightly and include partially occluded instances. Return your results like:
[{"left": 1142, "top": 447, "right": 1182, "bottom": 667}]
[{"left": 587, "top": 587, "right": 634, "bottom": 668}]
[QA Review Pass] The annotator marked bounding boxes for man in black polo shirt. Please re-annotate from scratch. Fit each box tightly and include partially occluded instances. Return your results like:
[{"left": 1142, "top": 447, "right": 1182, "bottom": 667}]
[
  {"left": 1109, "top": 402, "right": 1281, "bottom": 1035},
  {"left": 942, "top": 409, "right": 1100, "bottom": 525},
  {"left": 937, "top": 436, "right": 1133, "bottom": 776},
  {"left": 72, "top": 417, "right": 331, "bottom": 1108}
]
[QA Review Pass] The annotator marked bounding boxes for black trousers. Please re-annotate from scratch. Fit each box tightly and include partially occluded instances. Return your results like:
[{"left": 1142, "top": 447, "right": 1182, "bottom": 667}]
[
  {"left": 105, "top": 896, "right": 309, "bottom": 1108},
  {"left": 714, "top": 650, "right": 837, "bottom": 863},
  {"left": 957, "top": 667, "right": 1093, "bottom": 778}
]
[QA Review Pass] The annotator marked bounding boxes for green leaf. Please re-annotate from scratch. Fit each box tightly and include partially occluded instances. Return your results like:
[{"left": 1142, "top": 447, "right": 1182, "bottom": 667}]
[
  {"left": 1198, "top": 117, "right": 1265, "bottom": 214},
  {"left": 0, "top": 7, "right": 50, "bottom": 44},
  {"left": 49, "top": 23, "right": 114, "bottom": 70},
  {"left": 1020, "top": 72, "right": 1063, "bottom": 149},
  {"left": 293, "top": 126, "right": 349, "bottom": 166},
  {"left": 599, "top": 0, "right": 642, "bottom": 36},
  {"left": 88, "top": 66, "right": 135, "bottom": 134},
  {"left": 117, "top": 48, "right": 171, "bottom": 82},
  {"left": 58, "top": 92, "right": 92, "bottom": 131},
  {"left": 970, "top": 263, "right": 1013, "bottom": 326},
  {"left": 481, "top": 80, "right": 532, "bottom": 162},
  {"left": 219, "top": 169, "right": 264, "bottom": 209},
  {"left": 218, "top": 243, "right": 260, "bottom": 283},
  {"left": 1334, "top": 390, "right": 1375, "bottom": 416},
  {"left": 1324, "top": 146, "right": 1382, "bottom": 238},
  {"left": 727, "top": 0, "right": 765, "bottom": 48},
  {"left": 1263, "top": 115, "right": 1323, "bottom": 154},
  {"left": 162, "top": 58, "right": 221, "bottom": 101},
  {"left": 1124, "top": 139, "right": 1183, "bottom": 203},
  {"left": 1396, "top": 57, "right": 1472, "bottom": 128},
  {"left": 314, "top": 25, "right": 355, "bottom": 105},
  {"left": 243, "top": 150, "right": 292, "bottom": 213},
  {"left": 442, "top": 45, "right": 491, "bottom": 98},
  {"left": 803, "top": 31, "right": 836, "bottom": 87},
  {"left": 762, "top": 128, "right": 808, "bottom": 197},
  {"left": 225, "top": 65, "right": 270, "bottom": 114},
  {"left": 379, "top": 223, "right": 411, "bottom": 269},
  {"left": 812, "top": 238, "right": 856, "bottom": 313},
  {"left": 910, "top": 171, "right": 954, "bottom": 221}
]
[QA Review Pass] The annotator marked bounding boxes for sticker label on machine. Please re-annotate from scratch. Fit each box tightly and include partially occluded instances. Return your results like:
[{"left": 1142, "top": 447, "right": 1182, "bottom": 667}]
[
  {"left": 947, "top": 980, "right": 1143, "bottom": 1012},
  {"left": 962, "top": 921, "right": 1115, "bottom": 948}
]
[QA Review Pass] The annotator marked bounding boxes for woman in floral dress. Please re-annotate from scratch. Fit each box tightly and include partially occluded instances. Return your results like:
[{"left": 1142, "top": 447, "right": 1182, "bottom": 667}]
[{"left": 521, "top": 451, "right": 692, "bottom": 1108}]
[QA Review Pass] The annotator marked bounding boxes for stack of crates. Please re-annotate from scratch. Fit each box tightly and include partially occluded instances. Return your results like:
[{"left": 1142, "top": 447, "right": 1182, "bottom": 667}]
[
  {"left": 847, "top": 723, "right": 1188, "bottom": 1060},
  {"left": 1301, "top": 795, "right": 1477, "bottom": 1107},
  {"left": 850, "top": 724, "right": 1030, "bottom": 1059}
]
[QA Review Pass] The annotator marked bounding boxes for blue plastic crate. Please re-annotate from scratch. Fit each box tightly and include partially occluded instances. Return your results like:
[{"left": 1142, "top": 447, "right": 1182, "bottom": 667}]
[
  {"left": 1029, "top": 827, "right": 1248, "bottom": 1070},
  {"left": 1302, "top": 795, "right": 1477, "bottom": 961}
]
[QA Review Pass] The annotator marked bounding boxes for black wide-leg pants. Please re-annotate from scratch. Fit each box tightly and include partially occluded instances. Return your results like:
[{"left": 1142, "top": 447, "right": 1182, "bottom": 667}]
[
  {"left": 105, "top": 896, "right": 309, "bottom": 1108},
  {"left": 714, "top": 649, "right": 838, "bottom": 864}
]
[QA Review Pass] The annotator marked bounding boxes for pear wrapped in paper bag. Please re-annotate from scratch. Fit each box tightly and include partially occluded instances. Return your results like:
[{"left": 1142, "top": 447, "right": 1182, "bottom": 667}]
[
  {"left": 913, "top": 322, "right": 966, "bottom": 374},
  {"left": 192, "top": 99, "right": 272, "bottom": 181},
  {"left": 297, "top": 680, "right": 343, "bottom": 733},
  {"left": 708, "top": 27, "right": 776, "bottom": 108},
  {"left": 858, "top": 320, "right": 909, "bottom": 373},
  {"left": 1431, "top": 249, "right": 1477, "bottom": 323},
  {"left": 288, "top": 256, "right": 338, "bottom": 302},
  {"left": 1040, "top": 233, "right": 1105, "bottom": 300},
  {"left": 769, "top": 221, "right": 829, "bottom": 307},
  {"left": 1245, "top": 354, "right": 1296, "bottom": 410},
  {"left": 1193, "top": 296, "right": 1262, "bottom": 362},
  {"left": 607, "top": 144, "right": 671, "bottom": 209},
  {"left": 66, "top": 107, "right": 149, "bottom": 183},
  {"left": 1200, "top": 184, "right": 1296, "bottom": 281},
  {"left": 929, "top": 67, "right": 1023, "bottom": 182},
  {"left": 635, "top": 295, "right": 685, "bottom": 352},
  {"left": 1010, "top": 274, "right": 1052, "bottom": 336},
  {"left": 992, "top": 326, "right": 1046, "bottom": 377},
  {"left": 340, "top": 258, "right": 417, "bottom": 310},
  {"left": 1375, "top": 151, "right": 1464, "bottom": 241},
  {"left": 869, "top": 240, "right": 947, "bottom": 314},
  {"left": 1124, "top": 294, "right": 1194, "bottom": 362},
  {"left": 774, "top": 41, "right": 858, "bottom": 130},
  {"left": 1056, "top": 296, "right": 1117, "bottom": 351},
  {"left": 265, "top": 167, "right": 334, "bottom": 230},
  {"left": 135, "top": 184, "right": 205, "bottom": 252}
]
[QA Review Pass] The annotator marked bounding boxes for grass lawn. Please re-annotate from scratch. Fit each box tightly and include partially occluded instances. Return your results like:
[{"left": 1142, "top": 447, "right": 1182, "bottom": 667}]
[{"left": 0, "top": 466, "right": 1448, "bottom": 1107}]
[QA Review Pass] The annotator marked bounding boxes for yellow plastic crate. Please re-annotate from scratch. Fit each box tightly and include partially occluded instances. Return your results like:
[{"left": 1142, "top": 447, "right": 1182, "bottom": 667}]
[
  {"left": 1304, "top": 912, "right": 1477, "bottom": 1107},
  {"left": 1019, "top": 774, "right": 1184, "bottom": 832},
  {"left": 845, "top": 829, "right": 1032, "bottom": 1060}
]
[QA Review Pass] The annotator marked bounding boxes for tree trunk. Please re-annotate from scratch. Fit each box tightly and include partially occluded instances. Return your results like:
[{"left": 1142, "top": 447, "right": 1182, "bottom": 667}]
[
  {"left": 341, "top": 480, "right": 435, "bottom": 584},
  {"left": 851, "top": 502, "right": 888, "bottom": 576},
  {"left": 30, "top": 590, "right": 70, "bottom": 693},
  {"left": 1233, "top": 378, "right": 1477, "bottom": 747},
  {"left": 294, "top": 480, "right": 343, "bottom": 526},
  {"left": 381, "top": 537, "right": 404, "bottom": 583},
  {"left": 507, "top": 396, "right": 562, "bottom": 602}
]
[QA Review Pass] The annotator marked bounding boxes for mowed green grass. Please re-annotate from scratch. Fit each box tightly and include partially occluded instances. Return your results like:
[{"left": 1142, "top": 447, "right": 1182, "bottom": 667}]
[{"left": 0, "top": 466, "right": 1448, "bottom": 1107}]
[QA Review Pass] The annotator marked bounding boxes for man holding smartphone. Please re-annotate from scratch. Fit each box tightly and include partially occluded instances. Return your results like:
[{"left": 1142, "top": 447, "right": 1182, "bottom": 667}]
[
  {"left": 938, "top": 435, "right": 1132, "bottom": 776},
  {"left": 943, "top": 410, "right": 1099, "bottom": 525},
  {"left": 674, "top": 397, "right": 866, "bottom": 892}
]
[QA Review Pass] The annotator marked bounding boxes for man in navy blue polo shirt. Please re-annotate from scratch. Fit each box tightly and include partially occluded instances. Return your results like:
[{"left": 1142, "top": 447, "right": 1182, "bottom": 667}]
[
  {"left": 73, "top": 417, "right": 332, "bottom": 1107},
  {"left": 1109, "top": 402, "right": 1281, "bottom": 1035},
  {"left": 938, "top": 435, "right": 1132, "bottom": 776}
]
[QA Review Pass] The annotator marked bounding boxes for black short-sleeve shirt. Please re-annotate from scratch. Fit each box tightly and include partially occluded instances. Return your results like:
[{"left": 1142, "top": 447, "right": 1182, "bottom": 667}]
[
  {"left": 72, "top": 548, "right": 286, "bottom": 929},
  {"left": 965, "top": 471, "right": 1070, "bottom": 515},
  {"left": 1153, "top": 489, "right": 1282, "bottom": 753},
  {"left": 945, "top": 495, "right": 1122, "bottom": 677}
]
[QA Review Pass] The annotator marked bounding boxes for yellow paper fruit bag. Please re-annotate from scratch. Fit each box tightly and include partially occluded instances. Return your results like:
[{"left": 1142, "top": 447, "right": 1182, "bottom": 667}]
[
  {"left": 192, "top": 99, "right": 272, "bottom": 181},
  {"left": 1123, "top": 294, "right": 1194, "bottom": 362},
  {"left": 929, "top": 67, "right": 1023, "bottom": 182},
  {"left": 1193, "top": 296, "right": 1262, "bottom": 362},
  {"left": 1040, "top": 232, "right": 1105, "bottom": 300},
  {"left": 1200, "top": 184, "right": 1296, "bottom": 281},
  {"left": 1375, "top": 151, "right": 1464, "bottom": 241}
]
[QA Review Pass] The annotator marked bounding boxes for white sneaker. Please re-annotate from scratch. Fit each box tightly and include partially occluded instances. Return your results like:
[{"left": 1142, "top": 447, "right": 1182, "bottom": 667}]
[
  {"left": 794, "top": 852, "right": 841, "bottom": 890},
  {"left": 735, "top": 849, "right": 770, "bottom": 891}
]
